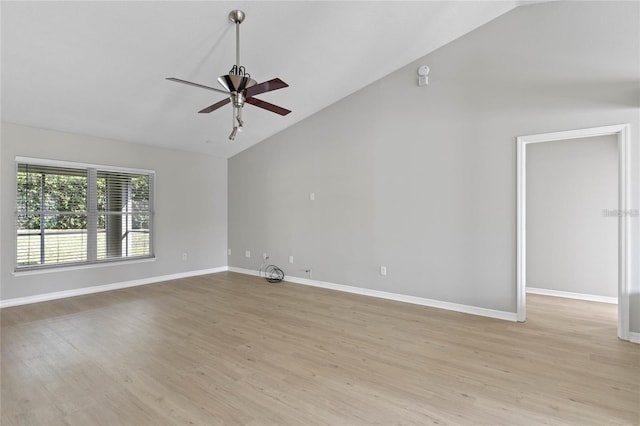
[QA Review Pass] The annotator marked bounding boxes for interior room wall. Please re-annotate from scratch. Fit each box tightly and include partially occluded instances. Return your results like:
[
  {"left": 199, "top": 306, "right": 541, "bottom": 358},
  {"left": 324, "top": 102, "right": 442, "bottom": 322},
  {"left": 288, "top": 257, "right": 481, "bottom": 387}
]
[
  {"left": 526, "top": 135, "right": 618, "bottom": 298},
  {"left": 228, "top": 0, "right": 640, "bottom": 329},
  {"left": 0, "top": 123, "right": 228, "bottom": 301}
]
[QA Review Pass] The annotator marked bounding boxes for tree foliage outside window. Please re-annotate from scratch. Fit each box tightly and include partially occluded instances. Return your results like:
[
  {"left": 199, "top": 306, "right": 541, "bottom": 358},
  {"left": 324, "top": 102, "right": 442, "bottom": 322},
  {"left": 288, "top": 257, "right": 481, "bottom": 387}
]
[
  {"left": 16, "top": 161, "right": 154, "bottom": 270},
  {"left": 17, "top": 169, "right": 88, "bottom": 230}
]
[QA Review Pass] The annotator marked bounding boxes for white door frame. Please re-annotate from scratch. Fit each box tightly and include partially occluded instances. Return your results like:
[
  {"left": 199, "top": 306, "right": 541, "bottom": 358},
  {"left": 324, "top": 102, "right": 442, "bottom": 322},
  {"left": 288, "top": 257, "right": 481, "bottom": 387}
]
[{"left": 517, "top": 124, "right": 630, "bottom": 341}]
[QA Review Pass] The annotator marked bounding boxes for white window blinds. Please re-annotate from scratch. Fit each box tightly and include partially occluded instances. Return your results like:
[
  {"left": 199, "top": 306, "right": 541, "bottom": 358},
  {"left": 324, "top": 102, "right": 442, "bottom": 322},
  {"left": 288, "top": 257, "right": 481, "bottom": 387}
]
[{"left": 16, "top": 159, "right": 154, "bottom": 271}]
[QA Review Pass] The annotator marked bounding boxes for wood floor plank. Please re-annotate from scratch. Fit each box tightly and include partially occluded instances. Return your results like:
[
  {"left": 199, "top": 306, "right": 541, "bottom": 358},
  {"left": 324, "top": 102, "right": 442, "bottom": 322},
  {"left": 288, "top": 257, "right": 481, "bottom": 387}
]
[{"left": 2, "top": 271, "right": 638, "bottom": 425}]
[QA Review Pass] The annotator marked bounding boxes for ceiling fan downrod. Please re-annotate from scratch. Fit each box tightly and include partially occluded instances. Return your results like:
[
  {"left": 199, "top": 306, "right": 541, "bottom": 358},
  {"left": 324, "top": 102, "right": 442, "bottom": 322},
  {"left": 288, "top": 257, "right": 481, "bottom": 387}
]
[{"left": 229, "top": 10, "right": 244, "bottom": 67}]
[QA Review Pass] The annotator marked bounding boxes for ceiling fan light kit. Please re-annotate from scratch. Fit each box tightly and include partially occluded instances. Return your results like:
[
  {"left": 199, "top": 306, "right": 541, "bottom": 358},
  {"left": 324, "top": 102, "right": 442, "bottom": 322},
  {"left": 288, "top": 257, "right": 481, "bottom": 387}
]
[{"left": 167, "top": 10, "right": 291, "bottom": 141}]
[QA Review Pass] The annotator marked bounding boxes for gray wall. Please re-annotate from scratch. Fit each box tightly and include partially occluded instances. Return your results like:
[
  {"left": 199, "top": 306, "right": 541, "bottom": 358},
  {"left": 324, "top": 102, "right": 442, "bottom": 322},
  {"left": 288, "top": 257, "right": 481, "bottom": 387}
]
[
  {"left": 526, "top": 136, "right": 618, "bottom": 298},
  {"left": 228, "top": 0, "right": 640, "bottom": 328},
  {"left": 1, "top": 123, "right": 228, "bottom": 300}
]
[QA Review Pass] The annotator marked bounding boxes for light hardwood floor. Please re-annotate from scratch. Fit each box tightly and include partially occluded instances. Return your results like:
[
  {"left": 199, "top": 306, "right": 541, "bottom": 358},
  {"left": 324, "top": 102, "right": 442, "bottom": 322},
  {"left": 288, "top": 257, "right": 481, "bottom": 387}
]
[{"left": 1, "top": 272, "right": 638, "bottom": 425}]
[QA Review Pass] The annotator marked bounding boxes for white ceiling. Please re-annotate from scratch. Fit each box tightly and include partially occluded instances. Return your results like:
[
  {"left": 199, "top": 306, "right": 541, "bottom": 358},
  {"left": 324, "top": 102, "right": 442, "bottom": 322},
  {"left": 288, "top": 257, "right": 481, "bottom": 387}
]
[{"left": 1, "top": 1, "right": 526, "bottom": 158}]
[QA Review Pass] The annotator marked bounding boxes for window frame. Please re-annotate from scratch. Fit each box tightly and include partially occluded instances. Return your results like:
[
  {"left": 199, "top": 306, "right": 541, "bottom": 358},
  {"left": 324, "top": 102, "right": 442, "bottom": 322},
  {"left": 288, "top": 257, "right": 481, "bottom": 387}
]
[{"left": 14, "top": 156, "right": 155, "bottom": 272}]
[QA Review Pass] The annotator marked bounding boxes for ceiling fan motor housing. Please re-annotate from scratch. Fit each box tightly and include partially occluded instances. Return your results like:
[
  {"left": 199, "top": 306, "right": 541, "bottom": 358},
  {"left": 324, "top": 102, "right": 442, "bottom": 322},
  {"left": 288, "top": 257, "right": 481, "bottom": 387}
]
[
  {"left": 218, "top": 74, "right": 257, "bottom": 94},
  {"left": 218, "top": 74, "right": 256, "bottom": 108}
]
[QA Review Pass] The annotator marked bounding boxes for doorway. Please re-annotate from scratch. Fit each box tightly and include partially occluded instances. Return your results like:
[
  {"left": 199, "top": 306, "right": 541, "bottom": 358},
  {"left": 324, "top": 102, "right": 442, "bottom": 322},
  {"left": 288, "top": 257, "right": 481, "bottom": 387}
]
[{"left": 516, "top": 124, "right": 631, "bottom": 341}]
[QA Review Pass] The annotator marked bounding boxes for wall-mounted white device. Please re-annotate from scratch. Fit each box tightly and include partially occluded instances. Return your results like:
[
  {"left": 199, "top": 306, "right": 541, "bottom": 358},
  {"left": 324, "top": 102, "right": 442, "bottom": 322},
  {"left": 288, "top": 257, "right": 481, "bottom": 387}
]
[{"left": 417, "top": 65, "right": 430, "bottom": 87}]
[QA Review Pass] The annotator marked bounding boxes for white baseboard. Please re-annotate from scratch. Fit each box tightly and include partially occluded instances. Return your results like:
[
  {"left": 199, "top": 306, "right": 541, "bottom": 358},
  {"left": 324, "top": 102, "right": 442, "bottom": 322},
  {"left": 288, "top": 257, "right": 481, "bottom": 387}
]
[
  {"left": 0, "top": 267, "right": 228, "bottom": 308},
  {"left": 228, "top": 266, "right": 261, "bottom": 277},
  {"left": 527, "top": 287, "right": 617, "bottom": 304},
  {"left": 228, "top": 267, "right": 517, "bottom": 322},
  {"left": 628, "top": 332, "right": 640, "bottom": 344}
]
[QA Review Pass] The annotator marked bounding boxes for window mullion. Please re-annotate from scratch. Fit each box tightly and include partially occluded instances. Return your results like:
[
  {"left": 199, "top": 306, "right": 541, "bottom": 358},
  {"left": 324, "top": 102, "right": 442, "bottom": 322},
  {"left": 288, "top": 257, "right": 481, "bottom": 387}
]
[
  {"left": 39, "top": 173, "right": 46, "bottom": 265},
  {"left": 87, "top": 168, "right": 97, "bottom": 262}
]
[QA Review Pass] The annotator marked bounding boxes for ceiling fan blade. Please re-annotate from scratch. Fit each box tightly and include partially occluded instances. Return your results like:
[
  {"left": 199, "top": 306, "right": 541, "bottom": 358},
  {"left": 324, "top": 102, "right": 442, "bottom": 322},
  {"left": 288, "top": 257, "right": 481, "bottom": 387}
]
[
  {"left": 198, "top": 98, "right": 231, "bottom": 113},
  {"left": 245, "top": 97, "right": 291, "bottom": 116},
  {"left": 166, "top": 77, "right": 228, "bottom": 95},
  {"left": 245, "top": 78, "right": 289, "bottom": 98}
]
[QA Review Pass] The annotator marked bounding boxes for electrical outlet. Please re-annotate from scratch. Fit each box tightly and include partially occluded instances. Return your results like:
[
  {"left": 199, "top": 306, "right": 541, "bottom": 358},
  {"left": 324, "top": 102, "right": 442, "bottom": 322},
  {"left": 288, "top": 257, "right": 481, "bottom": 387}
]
[
  {"left": 380, "top": 266, "right": 387, "bottom": 276},
  {"left": 227, "top": 249, "right": 231, "bottom": 256},
  {"left": 289, "top": 255, "right": 294, "bottom": 264},
  {"left": 245, "top": 250, "right": 251, "bottom": 258},
  {"left": 182, "top": 253, "right": 188, "bottom": 261},
  {"left": 263, "top": 253, "right": 269, "bottom": 260},
  {"left": 309, "top": 192, "right": 315, "bottom": 201}
]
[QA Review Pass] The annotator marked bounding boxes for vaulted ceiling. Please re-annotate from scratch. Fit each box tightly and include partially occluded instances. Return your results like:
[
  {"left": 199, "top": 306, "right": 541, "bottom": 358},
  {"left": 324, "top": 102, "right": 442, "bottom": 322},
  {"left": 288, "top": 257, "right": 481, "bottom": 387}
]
[{"left": 2, "top": 1, "right": 531, "bottom": 158}]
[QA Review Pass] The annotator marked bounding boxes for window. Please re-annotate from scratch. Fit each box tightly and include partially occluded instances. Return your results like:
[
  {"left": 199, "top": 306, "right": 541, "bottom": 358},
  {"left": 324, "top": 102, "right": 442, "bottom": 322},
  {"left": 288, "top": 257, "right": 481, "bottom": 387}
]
[{"left": 16, "top": 158, "right": 154, "bottom": 271}]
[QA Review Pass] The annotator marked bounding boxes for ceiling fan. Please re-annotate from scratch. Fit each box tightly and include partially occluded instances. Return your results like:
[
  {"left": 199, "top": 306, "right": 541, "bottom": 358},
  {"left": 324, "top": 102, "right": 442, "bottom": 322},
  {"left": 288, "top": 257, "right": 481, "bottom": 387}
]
[{"left": 167, "top": 10, "right": 291, "bottom": 141}]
